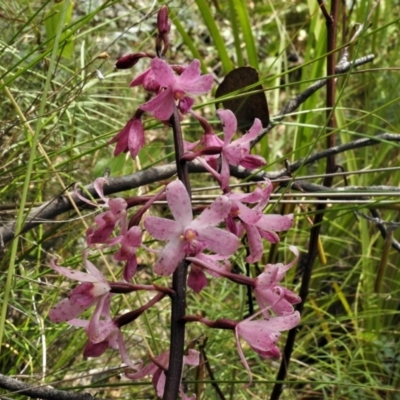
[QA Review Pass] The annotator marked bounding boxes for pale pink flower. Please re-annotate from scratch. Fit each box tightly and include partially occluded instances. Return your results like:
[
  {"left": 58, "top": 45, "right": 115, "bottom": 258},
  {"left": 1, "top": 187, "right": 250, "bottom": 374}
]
[
  {"left": 144, "top": 180, "right": 239, "bottom": 276},
  {"left": 48, "top": 256, "right": 110, "bottom": 323},
  {"left": 108, "top": 116, "right": 145, "bottom": 159},
  {"left": 235, "top": 311, "right": 300, "bottom": 385},
  {"left": 225, "top": 182, "right": 293, "bottom": 263},
  {"left": 86, "top": 197, "right": 128, "bottom": 245},
  {"left": 113, "top": 225, "right": 142, "bottom": 281},
  {"left": 68, "top": 315, "right": 140, "bottom": 371},
  {"left": 214, "top": 110, "right": 266, "bottom": 189},
  {"left": 139, "top": 58, "right": 213, "bottom": 120},
  {"left": 243, "top": 212, "right": 293, "bottom": 263},
  {"left": 126, "top": 349, "right": 199, "bottom": 399},
  {"left": 255, "top": 246, "right": 301, "bottom": 316}
]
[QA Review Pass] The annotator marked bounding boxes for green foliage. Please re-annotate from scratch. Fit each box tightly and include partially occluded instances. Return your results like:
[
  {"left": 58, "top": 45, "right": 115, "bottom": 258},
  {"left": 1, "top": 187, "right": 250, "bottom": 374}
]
[{"left": 1, "top": 0, "right": 400, "bottom": 399}]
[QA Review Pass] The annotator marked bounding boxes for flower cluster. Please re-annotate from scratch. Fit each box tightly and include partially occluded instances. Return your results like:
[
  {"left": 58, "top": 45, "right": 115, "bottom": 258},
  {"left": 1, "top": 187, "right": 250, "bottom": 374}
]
[{"left": 48, "top": 6, "right": 300, "bottom": 399}]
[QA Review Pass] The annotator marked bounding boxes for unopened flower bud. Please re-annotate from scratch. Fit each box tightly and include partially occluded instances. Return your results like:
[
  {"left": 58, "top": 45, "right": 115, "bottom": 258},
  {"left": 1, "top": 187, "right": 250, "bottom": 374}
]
[
  {"left": 157, "top": 5, "right": 170, "bottom": 34},
  {"left": 115, "top": 52, "right": 148, "bottom": 69}
]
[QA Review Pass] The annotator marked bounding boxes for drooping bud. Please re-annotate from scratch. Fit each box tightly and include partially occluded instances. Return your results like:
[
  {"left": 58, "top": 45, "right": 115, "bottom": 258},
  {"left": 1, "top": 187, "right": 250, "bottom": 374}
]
[
  {"left": 156, "top": 5, "right": 170, "bottom": 57},
  {"left": 157, "top": 5, "right": 169, "bottom": 34},
  {"left": 115, "top": 52, "right": 148, "bottom": 69}
]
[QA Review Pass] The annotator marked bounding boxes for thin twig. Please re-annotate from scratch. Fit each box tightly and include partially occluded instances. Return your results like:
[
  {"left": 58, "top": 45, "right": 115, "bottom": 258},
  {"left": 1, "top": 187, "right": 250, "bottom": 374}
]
[{"left": 0, "top": 374, "right": 96, "bottom": 400}]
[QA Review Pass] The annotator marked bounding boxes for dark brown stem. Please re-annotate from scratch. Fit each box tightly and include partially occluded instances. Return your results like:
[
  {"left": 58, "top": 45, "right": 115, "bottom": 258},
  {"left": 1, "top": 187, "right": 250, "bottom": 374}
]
[
  {"left": 270, "top": 1, "right": 339, "bottom": 399},
  {"left": 163, "top": 106, "right": 191, "bottom": 400},
  {"left": 321, "top": 0, "right": 339, "bottom": 187}
]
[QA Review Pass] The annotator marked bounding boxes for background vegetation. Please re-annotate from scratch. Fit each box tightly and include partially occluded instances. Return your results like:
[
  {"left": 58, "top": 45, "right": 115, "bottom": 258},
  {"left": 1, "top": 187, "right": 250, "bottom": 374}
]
[{"left": 0, "top": 0, "right": 399, "bottom": 399}]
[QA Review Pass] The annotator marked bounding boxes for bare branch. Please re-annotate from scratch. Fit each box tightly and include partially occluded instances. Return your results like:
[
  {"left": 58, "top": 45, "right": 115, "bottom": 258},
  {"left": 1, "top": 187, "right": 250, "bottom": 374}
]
[{"left": 0, "top": 374, "right": 97, "bottom": 400}]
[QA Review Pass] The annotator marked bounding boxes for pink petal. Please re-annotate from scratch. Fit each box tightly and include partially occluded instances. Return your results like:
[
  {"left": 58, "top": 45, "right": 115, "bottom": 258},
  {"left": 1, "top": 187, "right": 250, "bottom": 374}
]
[
  {"left": 254, "top": 312, "right": 300, "bottom": 331},
  {"left": 144, "top": 216, "right": 181, "bottom": 240},
  {"left": 224, "top": 145, "right": 246, "bottom": 166},
  {"left": 187, "top": 266, "right": 208, "bottom": 293},
  {"left": 118, "top": 331, "right": 141, "bottom": 370},
  {"left": 217, "top": 109, "right": 237, "bottom": 145},
  {"left": 244, "top": 223, "right": 263, "bottom": 263},
  {"left": 256, "top": 265, "right": 280, "bottom": 288},
  {"left": 150, "top": 58, "right": 176, "bottom": 87},
  {"left": 282, "top": 287, "right": 301, "bottom": 304},
  {"left": 166, "top": 180, "right": 193, "bottom": 226},
  {"left": 242, "top": 118, "right": 263, "bottom": 141},
  {"left": 256, "top": 214, "right": 293, "bottom": 231},
  {"left": 219, "top": 155, "right": 231, "bottom": 189},
  {"left": 125, "top": 226, "right": 142, "bottom": 247},
  {"left": 198, "top": 226, "right": 239, "bottom": 255},
  {"left": 181, "top": 74, "right": 213, "bottom": 94},
  {"left": 49, "top": 298, "right": 94, "bottom": 323},
  {"left": 109, "top": 126, "right": 129, "bottom": 155},
  {"left": 179, "top": 59, "right": 201, "bottom": 82},
  {"left": 275, "top": 245, "right": 299, "bottom": 279},
  {"left": 84, "top": 258, "right": 107, "bottom": 282},
  {"left": 123, "top": 255, "right": 138, "bottom": 281},
  {"left": 178, "top": 96, "right": 194, "bottom": 113},
  {"left": 84, "top": 340, "right": 109, "bottom": 358},
  {"left": 240, "top": 154, "right": 267, "bottom": 169},
  {"left": 254, "top": 180, "right": 274, "bottom": 209},
  {"left": 235, "top": 201, "right": 262, "bottom": 224},
  {"left": 87, "top": 295, "right": 112, "bottom": 343},
  {"left": 155, "top": 370, "right": 166, "bottom": 398},
  {"left": 67, "top": 318, "right": 88, "bottom": 328},
  {"left": 183, "top": 349, "right": 200, "bottom": 366},
  {"left": 140, "top": 89, "right": 175, "bottom": 121},
  {"left": 50, "top": 259, "right": 98, "bottom": 283},
  {"left": 259, "top": 229, "right": 280, "bottom": 243},
  {"left": 191, "top": 195, "right": 232, "bottom": 228},
  {"left": 130, "top": 68, "right": 152, "bottom": 87},
  {"left": 127, "top": 119, "right": 145, "bottom": 158},
  {"left": 126, "top": 360, "right": 158, "bottom": 380},
  {"left": 271, "top": 297, "right": 296, "bottom": 316},
  {"left": 154, "top": 237, "right": 186, "bottom": 276},
  {"left": 87, "top": 224, "right": 115, "bottom": 244}
]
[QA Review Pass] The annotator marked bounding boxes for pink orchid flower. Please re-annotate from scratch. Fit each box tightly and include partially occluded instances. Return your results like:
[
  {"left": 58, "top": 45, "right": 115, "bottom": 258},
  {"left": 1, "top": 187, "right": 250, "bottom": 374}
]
[
  {"left": 76, "top": 178, "right": 128, "bottom": 246},
  {"left": 68, "top": 308, "right": 140, "bottom": 371},
  {"left": 211, "top": 110, "right": 267, "bottom": 189},
  {"left": 144, "top": 180, "right": 239, "bottom": 276},
  {"left": 126, "top": 349, "right": 199, "bottom": 399},
  {"left": 255, "top": 246, "right": 301, "bottom": 317},
  {"left": 225, "top": 182, "right": 293, "bottom": 263},
  {"left": 108, "top": 113, "right": 145, "bottom": 159},
  {"left": 113, "top": 225, "right": 142, "bottom": 281},
  {"left": 139, "top": 58, "right": 213, "bottom": 121},
  {"left": 86, "top": 197, "right": 128, "bottom": 245},
  {"left": 48, "top": 255, "right": 110, "bottom": 323},
  {"left": 235, "top": 311, "right": 301, "bottom": 385}
]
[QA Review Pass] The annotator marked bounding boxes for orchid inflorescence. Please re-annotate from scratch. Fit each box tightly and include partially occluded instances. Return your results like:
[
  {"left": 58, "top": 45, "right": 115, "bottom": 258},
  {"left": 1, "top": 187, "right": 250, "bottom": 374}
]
[{"left": 48, "top": 6, "right": 300, "bottom": 399}]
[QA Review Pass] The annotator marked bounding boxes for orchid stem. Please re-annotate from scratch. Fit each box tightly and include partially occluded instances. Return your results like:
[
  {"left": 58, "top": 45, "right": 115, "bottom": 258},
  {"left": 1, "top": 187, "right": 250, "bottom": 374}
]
[{"left": 163, "top": 105, "right": 190, "bottom": 400}]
